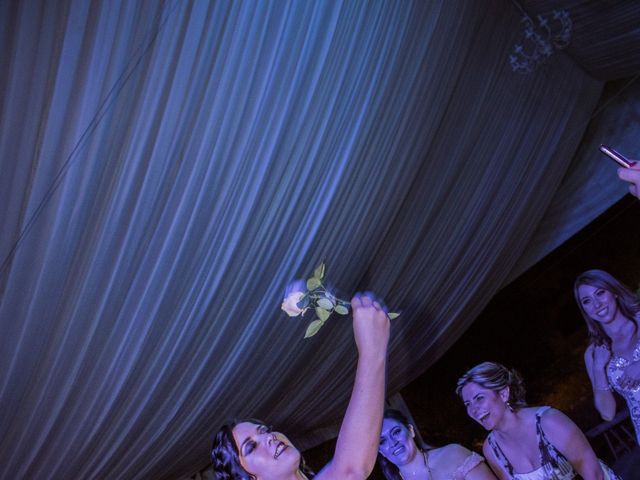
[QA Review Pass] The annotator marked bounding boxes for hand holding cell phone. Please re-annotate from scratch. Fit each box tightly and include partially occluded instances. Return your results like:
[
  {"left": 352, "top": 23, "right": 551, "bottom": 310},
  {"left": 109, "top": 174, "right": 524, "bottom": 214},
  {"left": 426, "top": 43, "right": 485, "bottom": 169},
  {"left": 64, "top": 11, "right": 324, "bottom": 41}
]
[
  {"left": 599, "top": 144, "right": 635, "bottom": 168},
  {"left": 601, "top": 144, "right": 640, "bottom": 199}
]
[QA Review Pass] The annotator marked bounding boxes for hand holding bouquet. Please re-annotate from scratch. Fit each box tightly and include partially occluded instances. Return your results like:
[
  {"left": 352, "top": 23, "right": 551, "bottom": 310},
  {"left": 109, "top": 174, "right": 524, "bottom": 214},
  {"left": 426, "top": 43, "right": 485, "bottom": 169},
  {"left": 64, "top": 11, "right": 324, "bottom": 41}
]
[{"left": 282, "top": 262, "right": 399, "bottom": 338}]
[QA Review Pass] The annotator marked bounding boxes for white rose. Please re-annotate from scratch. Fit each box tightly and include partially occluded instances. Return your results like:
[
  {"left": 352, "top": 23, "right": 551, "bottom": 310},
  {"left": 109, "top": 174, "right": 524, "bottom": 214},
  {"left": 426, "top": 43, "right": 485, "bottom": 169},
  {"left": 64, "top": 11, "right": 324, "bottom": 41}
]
[{"left": 281, "top": 291, "right": 306, "bottom": 317}]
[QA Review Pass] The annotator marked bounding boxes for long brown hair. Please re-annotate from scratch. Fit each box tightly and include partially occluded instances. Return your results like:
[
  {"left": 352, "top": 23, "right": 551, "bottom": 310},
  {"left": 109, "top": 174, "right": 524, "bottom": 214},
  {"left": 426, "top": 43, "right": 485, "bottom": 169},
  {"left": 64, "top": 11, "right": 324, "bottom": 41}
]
[
  {"left": 211, "top": 418, "right": 314, "bottom": 480},
  {"left": 574, "top": 269, "right": 640, "bottom": 348},
  {"left": 377, "top": 409, "right": 430, "bottom": 480}
]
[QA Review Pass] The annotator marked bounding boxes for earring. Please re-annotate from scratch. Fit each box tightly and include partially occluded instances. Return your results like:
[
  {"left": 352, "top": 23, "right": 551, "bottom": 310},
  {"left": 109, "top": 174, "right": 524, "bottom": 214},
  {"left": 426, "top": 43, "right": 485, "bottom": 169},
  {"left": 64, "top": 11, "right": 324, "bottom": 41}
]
[{"left": 506, "top": 401, "right": 514, "bottom": 412}]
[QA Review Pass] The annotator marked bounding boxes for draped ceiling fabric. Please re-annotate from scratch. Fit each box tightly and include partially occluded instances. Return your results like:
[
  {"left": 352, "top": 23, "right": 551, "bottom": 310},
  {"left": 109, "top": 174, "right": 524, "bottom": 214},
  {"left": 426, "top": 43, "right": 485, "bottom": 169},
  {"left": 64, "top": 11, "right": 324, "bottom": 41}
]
[
  {"left": 1, "top": 1, "right": 639, "bottom": 479},
  {"left": 507, "top": 0, "right": 640, "bottom": 278}
]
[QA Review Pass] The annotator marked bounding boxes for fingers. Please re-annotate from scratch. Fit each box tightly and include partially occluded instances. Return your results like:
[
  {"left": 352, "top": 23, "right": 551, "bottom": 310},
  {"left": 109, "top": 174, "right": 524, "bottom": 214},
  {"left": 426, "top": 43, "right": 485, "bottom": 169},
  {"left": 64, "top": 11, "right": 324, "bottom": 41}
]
[
  {"left": 618, "top": 167, "right": 631, "bottom": 181},
  {"left": 360, "top": 293, "right": 372, "bottom": 307},
  {"left": 351, "top": 292, "right": 387, "bottom": 312},
  {"left": 618, "top": 165, "right": 640, "bottom": 197},
  {"left": 351, "top": 291, "right": 391, "bottom": 354},
  {"left": 352, "top": 292, "right": 372, "bottom": 309}
]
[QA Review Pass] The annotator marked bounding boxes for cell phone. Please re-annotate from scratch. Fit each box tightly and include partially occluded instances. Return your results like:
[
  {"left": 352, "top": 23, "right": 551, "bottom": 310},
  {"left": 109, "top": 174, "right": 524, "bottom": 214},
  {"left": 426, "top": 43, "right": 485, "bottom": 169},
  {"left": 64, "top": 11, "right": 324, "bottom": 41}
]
[{"left": 599, "top": 144, "right": 633, "bottom": 168}]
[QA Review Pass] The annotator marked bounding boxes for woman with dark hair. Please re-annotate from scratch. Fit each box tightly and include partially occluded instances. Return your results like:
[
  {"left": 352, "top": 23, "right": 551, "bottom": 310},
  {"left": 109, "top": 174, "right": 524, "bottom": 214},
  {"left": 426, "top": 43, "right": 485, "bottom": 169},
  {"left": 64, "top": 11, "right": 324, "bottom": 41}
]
[
  {"left": 211, "top": 293, "right": 391, "bottom": 480},
  {"left": 377, "top": 409, "right": 496, "bottom": 480},
  {"left": 457, "top": 362, "right": 620, "bottom": 480},
  {"left": 575, "top": 269, "right": 640, "bottom": 444},
  {"left": 211, "top": 420, "right": 315, "bottom": 480}
]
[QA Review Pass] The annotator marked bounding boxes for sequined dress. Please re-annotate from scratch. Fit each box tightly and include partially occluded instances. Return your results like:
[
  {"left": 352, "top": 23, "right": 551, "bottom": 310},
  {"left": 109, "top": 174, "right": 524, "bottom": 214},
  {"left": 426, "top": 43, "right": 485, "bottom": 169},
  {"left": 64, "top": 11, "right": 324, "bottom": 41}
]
[{"left": 606, "top": 338, "right": 640, "bottom": 444}]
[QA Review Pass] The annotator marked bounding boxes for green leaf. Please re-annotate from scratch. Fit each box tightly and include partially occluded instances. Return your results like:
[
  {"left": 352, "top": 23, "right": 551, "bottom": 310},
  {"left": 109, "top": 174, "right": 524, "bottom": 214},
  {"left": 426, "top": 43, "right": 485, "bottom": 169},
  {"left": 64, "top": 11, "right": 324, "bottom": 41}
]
[
  {"left": 314, "top": 262, "right": 326, "bottom": 280},
  {"left": 388, "top": 312, "right": 400, "bottom": 320},
  {"left": 317, "top": 298, "right": 334, "bottom": 310},
  {"left": 334, "top": 305, "right": 349, "bottom": 315},
  {"left": 316, "top": 307, "right": 330, "bottom": 321},
  {"left": 307, "top": 277, "right": 321, "bottom": 290},
  {"left": 304, "top": 319, "right": 324, "bottom": 338}
]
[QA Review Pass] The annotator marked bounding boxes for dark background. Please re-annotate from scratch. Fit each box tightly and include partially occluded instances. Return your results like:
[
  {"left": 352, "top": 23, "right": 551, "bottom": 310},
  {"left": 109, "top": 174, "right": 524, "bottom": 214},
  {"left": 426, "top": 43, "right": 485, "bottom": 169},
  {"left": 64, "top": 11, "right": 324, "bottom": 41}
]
[{"left": 304, "top": 194, "right": 640, "bottom": 477}]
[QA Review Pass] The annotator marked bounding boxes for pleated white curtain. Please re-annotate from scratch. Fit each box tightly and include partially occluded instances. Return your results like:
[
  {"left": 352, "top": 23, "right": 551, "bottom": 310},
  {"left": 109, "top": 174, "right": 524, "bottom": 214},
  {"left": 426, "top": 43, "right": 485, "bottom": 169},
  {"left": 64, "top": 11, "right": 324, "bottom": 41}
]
[{"left": 0, "top": 0, "right": 633, "bottom": 478}]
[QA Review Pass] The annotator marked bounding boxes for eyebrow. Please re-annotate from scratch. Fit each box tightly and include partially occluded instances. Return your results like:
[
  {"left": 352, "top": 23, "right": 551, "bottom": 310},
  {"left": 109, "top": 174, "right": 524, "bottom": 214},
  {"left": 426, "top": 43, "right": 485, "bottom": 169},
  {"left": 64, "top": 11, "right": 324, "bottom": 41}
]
[
  {"left": 240, "top": 437, "right": 251, "bottom": 453},
  {"left": 464, "top": 393, "right": 481, "bottom": 404},
  {"left": 240, "top": 425, "right": 263, "bottom": 453},
  {"left": 582, "top": 288, "right": 604, "bottom": 298}
]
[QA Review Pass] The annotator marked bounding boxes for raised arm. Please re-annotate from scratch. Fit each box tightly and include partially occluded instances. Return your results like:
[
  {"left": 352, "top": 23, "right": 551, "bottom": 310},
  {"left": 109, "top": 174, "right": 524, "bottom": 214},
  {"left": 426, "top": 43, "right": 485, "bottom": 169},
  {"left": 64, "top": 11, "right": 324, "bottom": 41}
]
[
  {"left": 316, "top": 293, "right": 390, "bottom": 480},
  {"left": 584, "top": 344, "right": 616, "bottom": 421},
  {"left": 541, "top": 408, "right": 604, "bottom": 480},
  {"left": 618, "top": 163, "right": 640, "bottom": 199}
]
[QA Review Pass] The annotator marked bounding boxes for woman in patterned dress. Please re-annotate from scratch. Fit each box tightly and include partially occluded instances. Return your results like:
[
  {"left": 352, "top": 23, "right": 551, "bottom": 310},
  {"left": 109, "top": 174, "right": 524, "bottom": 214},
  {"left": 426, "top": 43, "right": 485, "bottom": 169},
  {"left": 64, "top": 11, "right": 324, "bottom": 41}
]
[
  {"left": 575, "top": 269, "right": 640, "bottom": 444},
  {"left": 377, "top": 409, "right": 496, "bottom": 479},
  {"left": 456, "top": 362, "right": 620, "bottom": 480}
]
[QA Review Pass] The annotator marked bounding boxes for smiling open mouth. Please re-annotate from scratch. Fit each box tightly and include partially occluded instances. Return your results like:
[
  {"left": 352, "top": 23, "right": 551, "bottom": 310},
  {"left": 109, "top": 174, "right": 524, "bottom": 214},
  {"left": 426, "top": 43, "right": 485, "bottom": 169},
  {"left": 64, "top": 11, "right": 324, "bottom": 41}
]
[
  {"left": 274, "top": 442, "right": 288, "bottom": 459},
  {"left": 478, "top": 412, "right": 489, "bottom": 423},
  {"left": 392, "top": 446, "right": 405, "bottom": 456}
]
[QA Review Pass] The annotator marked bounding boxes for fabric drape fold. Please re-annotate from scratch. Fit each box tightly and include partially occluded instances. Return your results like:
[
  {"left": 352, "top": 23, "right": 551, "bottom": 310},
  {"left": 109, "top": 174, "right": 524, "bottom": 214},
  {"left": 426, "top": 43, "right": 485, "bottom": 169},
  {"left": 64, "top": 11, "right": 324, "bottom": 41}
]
[{"left": 1, "top": 1, "right": 638, "bottom": 479}]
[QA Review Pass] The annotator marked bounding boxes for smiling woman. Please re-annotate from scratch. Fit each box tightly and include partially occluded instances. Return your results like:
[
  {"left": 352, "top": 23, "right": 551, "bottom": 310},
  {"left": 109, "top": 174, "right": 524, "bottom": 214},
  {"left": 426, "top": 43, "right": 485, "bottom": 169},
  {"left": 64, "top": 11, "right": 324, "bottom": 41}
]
[
  {"left": 456, "top": 362, "right": 621, "bottom": 480},
  {"left": 575, "top": 269, "right": 640, "bottom": 445},
  {"left": 211, "top": 420, "right": 314, "bottom": 480},
  {"left": 377, "top": 409, "right": 495, "bottom": 480}
]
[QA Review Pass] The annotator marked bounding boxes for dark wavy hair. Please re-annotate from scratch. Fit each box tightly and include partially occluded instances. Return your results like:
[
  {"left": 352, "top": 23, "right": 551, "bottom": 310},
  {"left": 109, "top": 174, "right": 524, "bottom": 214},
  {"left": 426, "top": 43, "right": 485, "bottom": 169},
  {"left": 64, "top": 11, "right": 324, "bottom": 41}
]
[
  {"left": 377, "top": 409, "right": 430, "bottom": 480},
  {"left": 574, "top": 269, "right": 640, "bottom": 348},
  {"left": 211, "top": 418, "right": 315, "bottom": 480},
  {"left": 456, "top": 362, "right": 527, "bottom": 409}
]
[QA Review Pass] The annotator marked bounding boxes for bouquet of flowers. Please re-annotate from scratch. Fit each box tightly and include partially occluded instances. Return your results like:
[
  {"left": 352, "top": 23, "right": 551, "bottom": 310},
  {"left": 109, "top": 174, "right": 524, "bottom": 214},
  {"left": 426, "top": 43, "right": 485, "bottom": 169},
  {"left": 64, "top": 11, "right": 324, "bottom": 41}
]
[{"left": 282, "top": 262, "right": 399, "bottom": 338}]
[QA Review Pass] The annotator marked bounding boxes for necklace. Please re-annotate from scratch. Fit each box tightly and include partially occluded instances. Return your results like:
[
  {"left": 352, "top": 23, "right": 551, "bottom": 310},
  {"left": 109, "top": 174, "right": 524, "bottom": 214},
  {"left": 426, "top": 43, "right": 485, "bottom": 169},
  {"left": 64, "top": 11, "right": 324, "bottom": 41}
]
[
  {"left": 424, "top": 450, "right": 432, "bottom": 480},
  {"left": 400, "top": 449, "right": 432, "bottom": 480}
]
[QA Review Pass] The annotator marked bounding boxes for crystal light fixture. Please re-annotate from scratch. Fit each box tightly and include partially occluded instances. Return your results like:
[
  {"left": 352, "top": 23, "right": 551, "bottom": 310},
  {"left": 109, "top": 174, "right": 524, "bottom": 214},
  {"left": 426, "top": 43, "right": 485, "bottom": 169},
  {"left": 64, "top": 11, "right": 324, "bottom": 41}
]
[{"left": 509, "top": 9, "right": 572, "bottom": 74}]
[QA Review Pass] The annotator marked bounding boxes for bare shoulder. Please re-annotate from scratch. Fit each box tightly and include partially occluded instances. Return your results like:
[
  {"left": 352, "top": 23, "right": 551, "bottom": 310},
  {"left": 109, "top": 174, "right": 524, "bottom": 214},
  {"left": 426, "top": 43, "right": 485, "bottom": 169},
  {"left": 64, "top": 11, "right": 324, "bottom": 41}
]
[
  {"left": 514, "top": 406, "right": 540, "bottom": 424},
  {"left": 430, "top": 443, "right": 472, "bottom": 465},
  {"left": 481, "top": 438, "right": 490, "bottom": 453},
  {"left": 537, "top": 407, "right": 579, "bottom": 439},
  {"left": 481, "top": 439, "right": 507, "bottom": 479},
  {"left": 523, "top": 406, "right": 542, "bottom": 414},
  {"left": 538, "top": 406, "right": 573, "bottom": 426},
  {"left": 481, "top": 438, "right": 496, "bottom": 463}
]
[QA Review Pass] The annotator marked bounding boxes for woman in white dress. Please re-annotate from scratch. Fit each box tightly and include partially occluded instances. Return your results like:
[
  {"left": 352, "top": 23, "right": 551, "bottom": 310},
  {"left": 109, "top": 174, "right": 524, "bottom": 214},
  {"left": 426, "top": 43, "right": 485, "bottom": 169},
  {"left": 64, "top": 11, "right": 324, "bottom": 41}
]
[{"left": 377, "top": 409, "right": 496, "bottom": 479}]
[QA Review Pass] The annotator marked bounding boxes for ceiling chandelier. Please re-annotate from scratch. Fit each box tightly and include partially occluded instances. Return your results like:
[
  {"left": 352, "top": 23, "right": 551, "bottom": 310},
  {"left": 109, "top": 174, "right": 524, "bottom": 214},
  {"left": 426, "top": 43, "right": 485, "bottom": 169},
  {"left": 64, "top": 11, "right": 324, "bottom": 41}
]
[{"left": 509, "top": 8, "right": 572, "bottom": 74}]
